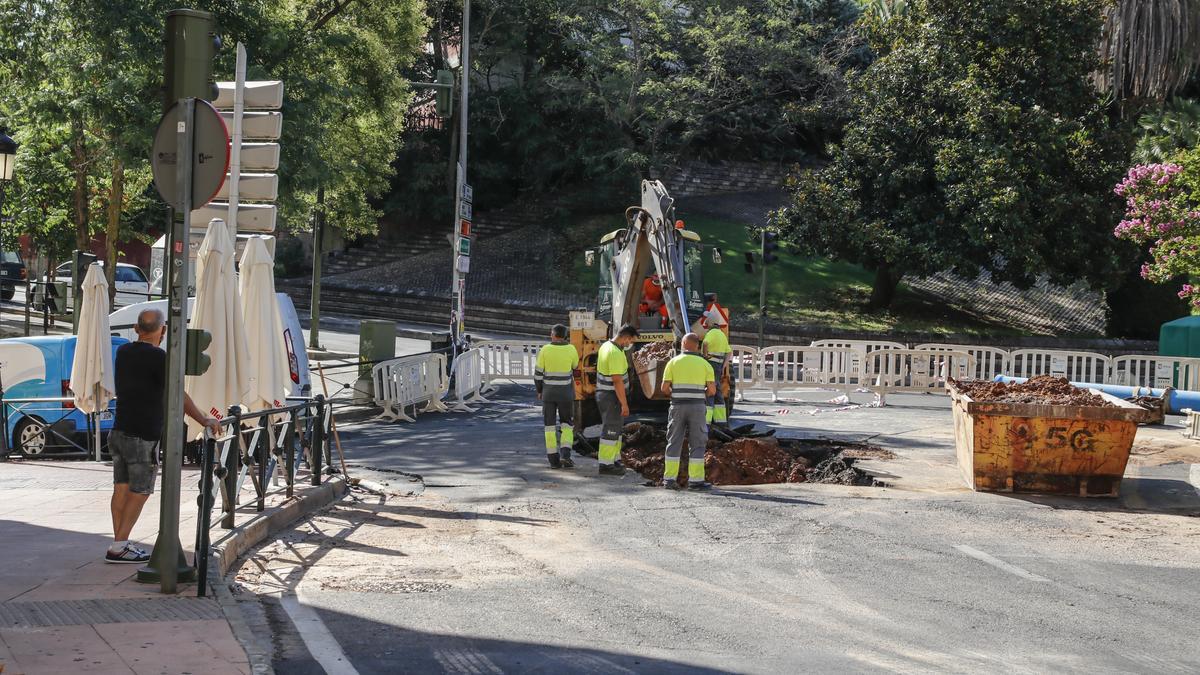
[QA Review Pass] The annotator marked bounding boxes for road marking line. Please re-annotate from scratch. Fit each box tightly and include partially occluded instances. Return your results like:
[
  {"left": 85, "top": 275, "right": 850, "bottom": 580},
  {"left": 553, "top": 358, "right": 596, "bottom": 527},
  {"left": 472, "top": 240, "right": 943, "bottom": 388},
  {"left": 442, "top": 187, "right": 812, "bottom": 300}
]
[
  {"left": 954, "top": 545, "right": 1051, "bottom": 583},
  {"left": 280, "top": 589, "right": 360, "bottom": 675}
]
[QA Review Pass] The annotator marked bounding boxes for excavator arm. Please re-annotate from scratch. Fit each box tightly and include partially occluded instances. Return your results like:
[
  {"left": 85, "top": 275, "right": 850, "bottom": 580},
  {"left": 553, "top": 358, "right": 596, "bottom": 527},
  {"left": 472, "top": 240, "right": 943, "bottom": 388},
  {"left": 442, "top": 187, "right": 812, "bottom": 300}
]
[{"left": 609, "top": 180, "right": 691, "bottom": 339}]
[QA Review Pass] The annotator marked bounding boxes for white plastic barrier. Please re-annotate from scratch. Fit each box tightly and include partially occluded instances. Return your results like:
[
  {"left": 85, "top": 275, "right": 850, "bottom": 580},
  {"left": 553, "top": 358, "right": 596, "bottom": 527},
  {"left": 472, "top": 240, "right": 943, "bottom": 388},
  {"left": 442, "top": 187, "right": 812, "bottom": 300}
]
[
  {"left": 729, "top": 344, "right": 760, "bottom": 400},
  {"left": 863, "top": 349, "right": 974, "bottom": 402},
  {"left": 475, "top": 341, "right": 542, "bottom": 390},
  {"left": 755, "top": 346, "right": 855, "bottom": 400},
  {"left": 449, "top": 348, "right": 489, "bottom": 412},
  {"left": 915, "top": 343, "right": 1007, "bottom": 382},
  {"left": 809, "top": 339, "right": 906, "bottom": 384},
  {"left": 1006, "top": 349, "right": 1111, "bottom": 384},
  {"left": 372, "top": 353, "right": 450, "bottom": 423},
  {"left": 1109, "top": 355, "right": 1200, "bottom": 390}
]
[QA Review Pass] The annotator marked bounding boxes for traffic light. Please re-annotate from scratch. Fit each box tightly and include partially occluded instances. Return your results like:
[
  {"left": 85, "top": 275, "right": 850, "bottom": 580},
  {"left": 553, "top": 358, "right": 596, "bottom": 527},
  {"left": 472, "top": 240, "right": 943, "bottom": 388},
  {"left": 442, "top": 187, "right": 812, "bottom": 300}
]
[
  {"left": 435, "top": 69, "right": 455, "bottom": 118},
  {"left": 163, "top": 9, "right": 221, "bottom": 110},
  {"left": 185, "top": 328, "right": 213, "bottom": 376},
  {"left": 761, "top": 230, "right": 779, "bottom": 265}
]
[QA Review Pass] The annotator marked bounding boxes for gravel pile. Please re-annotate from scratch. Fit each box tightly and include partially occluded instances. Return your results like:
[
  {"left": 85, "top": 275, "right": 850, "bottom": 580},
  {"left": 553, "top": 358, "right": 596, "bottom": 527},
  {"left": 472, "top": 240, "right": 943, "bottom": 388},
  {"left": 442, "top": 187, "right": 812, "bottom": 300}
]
[{"left": 952, "top": 375, "right": 1113, "bottom": 407}]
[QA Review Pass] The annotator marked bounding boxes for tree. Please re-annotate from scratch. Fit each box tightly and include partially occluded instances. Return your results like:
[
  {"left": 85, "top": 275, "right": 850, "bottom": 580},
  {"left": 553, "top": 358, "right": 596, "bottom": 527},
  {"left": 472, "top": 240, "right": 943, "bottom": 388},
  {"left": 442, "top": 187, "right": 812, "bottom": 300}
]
[
  {"left": 1095, "top": 0, "right": 1200, "bottom": 104},
  {"left": 774, "top": 0, "right": 1133, "bottom": 309},
  {"left": 1133, "top": 97, "right": 1200, "bottom": 162}
]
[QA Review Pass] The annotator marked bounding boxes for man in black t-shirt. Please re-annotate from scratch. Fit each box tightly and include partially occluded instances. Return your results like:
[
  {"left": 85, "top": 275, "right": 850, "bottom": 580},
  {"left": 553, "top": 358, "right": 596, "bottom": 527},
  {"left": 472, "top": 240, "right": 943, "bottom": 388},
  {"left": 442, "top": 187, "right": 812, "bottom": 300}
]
[{"left": 106, "top": 309, "right": 219, "bottom": 564}]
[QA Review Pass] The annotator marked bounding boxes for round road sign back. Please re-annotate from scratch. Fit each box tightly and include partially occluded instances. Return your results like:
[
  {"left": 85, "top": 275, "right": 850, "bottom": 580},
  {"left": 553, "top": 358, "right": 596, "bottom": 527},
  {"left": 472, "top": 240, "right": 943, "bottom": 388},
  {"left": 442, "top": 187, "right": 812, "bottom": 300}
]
[{"left": 151, "top": 99, "right": 230, "bottom": 211}]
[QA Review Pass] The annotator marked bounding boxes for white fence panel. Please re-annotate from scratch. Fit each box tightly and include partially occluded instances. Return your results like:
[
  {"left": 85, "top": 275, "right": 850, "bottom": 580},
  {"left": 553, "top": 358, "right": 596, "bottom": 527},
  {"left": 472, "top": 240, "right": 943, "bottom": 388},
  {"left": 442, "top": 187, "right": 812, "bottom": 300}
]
[
  {"left": 863, "top": 349, "right": 974, "bottom": 401},
  {"left": 1109, "top": 355, "right": 1200, "bottom": 390},
  {"left": 729, "top": 344, "right": 759, "bottom": 400},
  {"left": 475, "top": 341, "right": 542, "bottom": 390},
  {"left": 1006, "top": 349, "right": 1111, "bottom": 384},
  {"left": 449, "top": 348, "right": 489, "bottom": 412},
  {"left": 755, "top": 346, "right": 855, "bottom": 400},
  {"left": 372, "top": 353, "right": 449, "bottom": 423},
  {"left": 914, "top": 343, "right": 1008, "bottom": 382},
  {"left": 810, "top": 339, "right": 906, "bottom": 384}
]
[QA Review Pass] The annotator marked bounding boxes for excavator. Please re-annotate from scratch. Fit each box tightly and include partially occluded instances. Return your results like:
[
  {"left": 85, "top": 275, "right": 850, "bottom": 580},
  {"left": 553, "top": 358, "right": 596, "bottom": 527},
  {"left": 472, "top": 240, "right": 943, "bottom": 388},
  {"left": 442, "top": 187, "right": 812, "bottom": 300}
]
[{"left": 569, "top": 180, "right": 732, "bottom": 428}]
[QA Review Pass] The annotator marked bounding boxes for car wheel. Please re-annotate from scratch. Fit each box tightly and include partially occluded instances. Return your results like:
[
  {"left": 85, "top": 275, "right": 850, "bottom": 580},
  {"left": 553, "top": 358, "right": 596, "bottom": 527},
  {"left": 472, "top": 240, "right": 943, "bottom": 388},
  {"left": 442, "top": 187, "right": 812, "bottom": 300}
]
[{"left": 14, "top": 417, "right": 48, "bottom": 455}]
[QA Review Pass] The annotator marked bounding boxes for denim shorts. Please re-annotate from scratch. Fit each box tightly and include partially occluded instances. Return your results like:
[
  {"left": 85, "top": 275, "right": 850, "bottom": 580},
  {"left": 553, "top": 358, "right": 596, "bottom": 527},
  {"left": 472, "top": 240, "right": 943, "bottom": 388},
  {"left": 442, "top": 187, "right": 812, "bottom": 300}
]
[{"left": 110, "top": 430, "right": 159, "bottom": 495}]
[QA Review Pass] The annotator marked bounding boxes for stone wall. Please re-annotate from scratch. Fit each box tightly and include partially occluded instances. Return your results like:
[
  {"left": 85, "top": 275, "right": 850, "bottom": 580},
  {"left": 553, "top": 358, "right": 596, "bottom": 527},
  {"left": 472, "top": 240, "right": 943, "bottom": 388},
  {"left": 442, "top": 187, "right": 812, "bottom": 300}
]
[{"left": 660, "top": 160, "right": 801, "bottom": 197}]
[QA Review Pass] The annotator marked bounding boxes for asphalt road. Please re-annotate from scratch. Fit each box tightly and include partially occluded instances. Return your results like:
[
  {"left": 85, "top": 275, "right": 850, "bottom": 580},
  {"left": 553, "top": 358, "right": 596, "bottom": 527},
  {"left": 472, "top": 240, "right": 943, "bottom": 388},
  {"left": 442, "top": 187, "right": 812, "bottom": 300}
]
[{"left": 234, "top": 386, "right": 1200, "bottom": 674}]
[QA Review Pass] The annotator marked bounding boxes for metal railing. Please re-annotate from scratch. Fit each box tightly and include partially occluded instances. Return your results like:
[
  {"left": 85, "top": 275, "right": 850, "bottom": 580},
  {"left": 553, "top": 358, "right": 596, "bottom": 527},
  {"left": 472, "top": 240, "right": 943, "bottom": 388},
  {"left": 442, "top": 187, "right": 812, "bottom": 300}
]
[
  {"left": 194, "top": 395, "right": 333, "bottom": 597},
  {"left": 0, "top": 394, "right": 104, "bottom": 459}
]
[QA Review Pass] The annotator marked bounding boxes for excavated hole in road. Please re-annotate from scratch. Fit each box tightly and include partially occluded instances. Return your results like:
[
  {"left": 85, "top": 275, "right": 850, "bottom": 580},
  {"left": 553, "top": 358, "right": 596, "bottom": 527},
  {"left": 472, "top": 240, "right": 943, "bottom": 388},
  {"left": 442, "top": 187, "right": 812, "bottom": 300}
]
[{"left": 619, "top": 422, "right": 894, "bottom": 488}]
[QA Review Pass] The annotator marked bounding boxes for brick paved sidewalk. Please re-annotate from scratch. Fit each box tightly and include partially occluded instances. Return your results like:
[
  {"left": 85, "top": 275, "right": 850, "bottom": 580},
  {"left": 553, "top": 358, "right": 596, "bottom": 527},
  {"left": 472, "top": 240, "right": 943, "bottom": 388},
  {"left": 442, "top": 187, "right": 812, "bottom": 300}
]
[{"left": 0, "top": 460, "right": 258, "bottom": 674}]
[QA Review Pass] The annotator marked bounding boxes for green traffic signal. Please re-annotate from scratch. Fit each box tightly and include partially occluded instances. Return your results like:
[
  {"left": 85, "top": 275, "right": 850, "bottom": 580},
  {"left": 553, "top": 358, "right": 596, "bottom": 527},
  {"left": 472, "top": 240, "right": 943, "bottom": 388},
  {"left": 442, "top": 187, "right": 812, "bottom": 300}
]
[
  {"left": 762, "top": 230, "right": 779, "bottom": 265},
  {"left": 185, "top": 328, "right": 213, "bottom": 376},
  {"left": 164, "top": 9, "right": 221, "bottom": 110}
]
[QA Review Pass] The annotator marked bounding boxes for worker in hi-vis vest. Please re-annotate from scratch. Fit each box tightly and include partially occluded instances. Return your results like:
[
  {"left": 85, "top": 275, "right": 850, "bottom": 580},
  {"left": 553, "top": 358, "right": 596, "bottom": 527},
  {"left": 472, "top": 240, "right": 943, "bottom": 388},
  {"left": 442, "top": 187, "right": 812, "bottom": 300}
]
[
  {"left": 660, "top": 333, "right": 716, "bottom": 491},
  {"left": 535, "top": 324, "right": 581, "bottom": 469},
  {"left": 595, "top": 323, "right": 640, "bottom": 476},
  {"left": 700, "top": 307, "right": 731, "bottom": 427}
]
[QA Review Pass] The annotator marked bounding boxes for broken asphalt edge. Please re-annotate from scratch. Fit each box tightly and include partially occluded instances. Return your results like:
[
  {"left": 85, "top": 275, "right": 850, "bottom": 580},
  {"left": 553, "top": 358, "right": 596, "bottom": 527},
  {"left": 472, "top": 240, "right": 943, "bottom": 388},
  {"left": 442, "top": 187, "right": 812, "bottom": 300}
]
[{"left": 204, "top": 475, "right": 349, "bottom": 675}]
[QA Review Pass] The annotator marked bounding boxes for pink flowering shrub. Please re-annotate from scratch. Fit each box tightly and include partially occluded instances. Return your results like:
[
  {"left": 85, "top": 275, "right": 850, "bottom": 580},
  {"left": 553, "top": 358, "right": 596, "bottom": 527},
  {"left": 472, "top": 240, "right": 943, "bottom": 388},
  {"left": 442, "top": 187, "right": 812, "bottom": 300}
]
[{"left": 1114, "top": 157, "right": 1200, "bottom": 306}]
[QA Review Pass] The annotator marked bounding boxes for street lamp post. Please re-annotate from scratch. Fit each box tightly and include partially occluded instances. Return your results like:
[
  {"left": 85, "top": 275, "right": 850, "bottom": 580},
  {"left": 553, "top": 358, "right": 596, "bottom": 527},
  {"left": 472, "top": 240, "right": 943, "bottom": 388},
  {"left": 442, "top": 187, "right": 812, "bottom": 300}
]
[{"left": 0, "top": 131, "right": 16, "bottom": 251}]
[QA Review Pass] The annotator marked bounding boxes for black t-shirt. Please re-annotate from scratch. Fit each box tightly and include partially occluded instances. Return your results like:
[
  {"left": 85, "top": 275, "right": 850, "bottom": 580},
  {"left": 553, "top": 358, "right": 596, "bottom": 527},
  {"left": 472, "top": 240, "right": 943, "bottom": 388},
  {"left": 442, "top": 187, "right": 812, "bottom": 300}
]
[{"left": 113, "top": 341, "right": 166, "bottom": 441}]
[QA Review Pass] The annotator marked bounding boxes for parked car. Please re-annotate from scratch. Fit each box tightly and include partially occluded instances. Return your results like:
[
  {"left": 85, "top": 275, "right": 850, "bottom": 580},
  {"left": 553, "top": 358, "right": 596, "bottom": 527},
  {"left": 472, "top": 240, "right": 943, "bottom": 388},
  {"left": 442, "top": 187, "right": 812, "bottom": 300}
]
[
  {"left": 33, "top": 261, "right": 152, "bottom": 312},
  {"left": 0, "top": 250, "right": 26, "bottom": 300},
  {"left": 0, "top": 335, "right": 126, "bottom": 455}
]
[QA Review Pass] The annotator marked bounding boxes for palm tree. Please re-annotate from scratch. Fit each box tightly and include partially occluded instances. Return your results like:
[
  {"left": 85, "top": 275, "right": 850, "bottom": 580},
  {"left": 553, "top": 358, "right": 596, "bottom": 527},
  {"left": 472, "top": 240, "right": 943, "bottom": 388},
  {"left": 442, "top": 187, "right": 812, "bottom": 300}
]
[
  {"left": 1096, "top": 0, "right": 1200, "bottom": 102},
  {"left": 855, "top": 0, "right": 908, "bottom": 22},
  {"left": 1133, "top": 97, "right": 1200, "bottom": 161}
]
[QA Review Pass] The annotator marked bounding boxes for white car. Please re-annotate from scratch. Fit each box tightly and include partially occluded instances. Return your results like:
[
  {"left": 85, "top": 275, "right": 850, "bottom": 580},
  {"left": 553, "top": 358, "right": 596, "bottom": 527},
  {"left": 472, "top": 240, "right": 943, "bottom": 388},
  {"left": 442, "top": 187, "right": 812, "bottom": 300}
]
[{"left": 35, "top": 261, "right": 152, "bottom": 311}]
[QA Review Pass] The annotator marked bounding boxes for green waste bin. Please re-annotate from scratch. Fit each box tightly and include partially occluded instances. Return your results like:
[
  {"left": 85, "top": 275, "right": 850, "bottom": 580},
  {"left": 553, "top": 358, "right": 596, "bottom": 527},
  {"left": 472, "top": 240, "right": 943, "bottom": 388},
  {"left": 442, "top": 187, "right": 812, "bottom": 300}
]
[
  {"left": 1159, "top": 315, "right": 1200, "bottom": 357},
  {"left": 357, "top": 320, "right": 396, "bottom": 404}
]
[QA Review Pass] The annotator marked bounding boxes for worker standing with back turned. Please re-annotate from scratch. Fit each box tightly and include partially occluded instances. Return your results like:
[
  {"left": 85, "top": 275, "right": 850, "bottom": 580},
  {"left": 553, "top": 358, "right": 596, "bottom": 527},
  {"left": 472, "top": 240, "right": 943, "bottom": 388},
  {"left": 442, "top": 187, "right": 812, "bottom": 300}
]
[
  {"left": 596, "top": 324, "right": 640, "bottom": 476},
  {"left": 535, "top": 324, "right": 581, "bottom": 469},
  {"left": 701, "top": 308, "right": 731, "bottom": 428},
  {"left": 660, "top": 333, "right": 716, "bottom": 491}
]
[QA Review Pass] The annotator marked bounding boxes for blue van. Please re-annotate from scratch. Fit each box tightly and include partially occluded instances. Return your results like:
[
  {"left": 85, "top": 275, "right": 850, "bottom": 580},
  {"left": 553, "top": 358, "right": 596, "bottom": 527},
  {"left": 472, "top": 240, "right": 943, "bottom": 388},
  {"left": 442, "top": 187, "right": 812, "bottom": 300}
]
[{"left": 0, "top": 335, "right": 127, "bottom": 456}]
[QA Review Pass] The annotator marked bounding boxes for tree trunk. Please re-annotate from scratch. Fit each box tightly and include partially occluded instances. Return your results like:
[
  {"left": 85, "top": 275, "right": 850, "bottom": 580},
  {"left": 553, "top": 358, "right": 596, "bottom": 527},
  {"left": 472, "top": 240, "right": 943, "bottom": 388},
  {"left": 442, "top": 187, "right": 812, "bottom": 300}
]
[
  {"left": 104, "top": 152, "right": 124, "bottom": 306},
  {"left": 868, "top": 264, "right": 902, "bottom": 310},
  {"left": 71, "top": 112, "right": 89, "bottom": 251}
]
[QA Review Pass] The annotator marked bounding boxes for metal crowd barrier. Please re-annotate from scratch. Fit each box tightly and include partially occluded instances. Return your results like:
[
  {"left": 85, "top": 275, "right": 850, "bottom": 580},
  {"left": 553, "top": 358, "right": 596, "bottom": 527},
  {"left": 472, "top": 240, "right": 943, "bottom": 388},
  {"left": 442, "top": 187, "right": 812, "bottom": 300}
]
[
  {"left": 475, "top": 341, "right": 542, "bottom": 389},
  {"left": 194, "top": 395, "right": 333, "bottom": 597},
  {"left": 449, "top": 347, "right": 489, "bottom": 412},
  {"left": 371, "top": 353, "right": 450, "bottom": 422},
  {"left": 0, "top": 395, "right": 103, "bottom": 459}
]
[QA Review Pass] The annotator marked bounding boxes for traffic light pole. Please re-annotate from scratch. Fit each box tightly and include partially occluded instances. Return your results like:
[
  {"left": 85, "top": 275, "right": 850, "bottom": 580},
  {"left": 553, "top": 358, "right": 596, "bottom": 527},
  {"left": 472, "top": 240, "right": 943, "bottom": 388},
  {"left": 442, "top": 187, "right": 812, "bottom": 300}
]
[
  {"left": 309, "top": 185, "right": 324, "bottom": 350},
  {"left": 138, "top": 97, "right": 196, "bottom": 593},
  {"left": 448, "top": 0, "right": 470, "bottom": 361},
  {"left": 758, "top": 229, "right": 767, "bottom": 350}
]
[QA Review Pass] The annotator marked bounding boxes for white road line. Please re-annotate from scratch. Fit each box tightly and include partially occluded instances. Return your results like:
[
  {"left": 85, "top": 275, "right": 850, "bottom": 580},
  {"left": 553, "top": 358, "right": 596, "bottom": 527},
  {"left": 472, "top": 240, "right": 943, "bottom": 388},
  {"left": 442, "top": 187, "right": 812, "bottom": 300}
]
[
  {"left": 954, "top": 545, "right": 1051, "bottom": 583},
  {"left": 280, "top": 589, "right": 361, "bottom": 675}
]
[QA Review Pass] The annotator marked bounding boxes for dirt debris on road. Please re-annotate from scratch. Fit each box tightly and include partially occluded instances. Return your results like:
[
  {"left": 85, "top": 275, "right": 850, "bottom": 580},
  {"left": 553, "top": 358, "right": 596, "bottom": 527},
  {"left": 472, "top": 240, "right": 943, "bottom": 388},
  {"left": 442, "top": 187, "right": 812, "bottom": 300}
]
[
  {"left": 633, "top": 340, "right": 675, "bottom": 374},
  {"left": 619, "top": 422, "right": 888, "bottom": 488},
  {"left": 952, "top": 375, "right": 1114, "bottom": 407}
]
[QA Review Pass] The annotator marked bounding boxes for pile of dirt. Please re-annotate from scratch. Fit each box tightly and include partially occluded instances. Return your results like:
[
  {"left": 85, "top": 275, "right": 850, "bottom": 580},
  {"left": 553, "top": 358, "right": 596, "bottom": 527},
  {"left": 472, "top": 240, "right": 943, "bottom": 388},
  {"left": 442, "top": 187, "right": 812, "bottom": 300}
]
[
  {"left": 618, "top": 422, "right": 886, "bottom": 487},
  {"left": 953, "top": 375, "right": 1113, "bottom": 407},
  {"left": 633, "top": 340, "right": 675, "bottom": 374}
]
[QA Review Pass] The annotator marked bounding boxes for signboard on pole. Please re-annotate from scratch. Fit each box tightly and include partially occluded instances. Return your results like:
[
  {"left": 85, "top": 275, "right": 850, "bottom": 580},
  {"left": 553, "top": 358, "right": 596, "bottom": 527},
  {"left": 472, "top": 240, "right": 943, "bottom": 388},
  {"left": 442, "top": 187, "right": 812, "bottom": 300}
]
[
  {"left": 459, "top": 200, "right": 472, "bottom": 220},
  {"left": 462, "top": 183, "right": 473, "bottom": 203},
  {"left": 460, "top": 219, "right": 471, "bottom": 236},
  {"left": 456, "top": 254, "right": 470, "bottom": 274},
  {"left": 458, "top": 237, "right": 471, "bottom": 256},
  {"left": 151, "top": 99, "right": 230, "bottom": 210}
]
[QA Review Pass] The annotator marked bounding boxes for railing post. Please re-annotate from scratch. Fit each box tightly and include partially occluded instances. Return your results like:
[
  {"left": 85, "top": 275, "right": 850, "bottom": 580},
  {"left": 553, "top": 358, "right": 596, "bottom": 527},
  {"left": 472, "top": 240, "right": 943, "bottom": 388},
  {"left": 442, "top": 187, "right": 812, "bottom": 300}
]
[
  {"left": 221, "top": 406, "right": 240, "bottom": 529},
  {"left": 255, "top": 421, "right": 268, "bottom": 512},
  {"left": 312, "top": 396, "right": 325, "bottom": 486},
  {"left": 196, "top": 435, "right": 216, "bottom": 597},
  {"left": 285, "top": 408, "right": 297, "bottom": 499}
]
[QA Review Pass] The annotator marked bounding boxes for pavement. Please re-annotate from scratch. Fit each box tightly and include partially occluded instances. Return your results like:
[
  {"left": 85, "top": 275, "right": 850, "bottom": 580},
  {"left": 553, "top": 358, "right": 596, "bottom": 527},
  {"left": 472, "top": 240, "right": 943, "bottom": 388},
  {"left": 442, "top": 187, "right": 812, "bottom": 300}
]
[
  {"left": 232, "top": 385, "right": 1200, "bottom": 674},
  {"left": 0, "top": 458, "right": 344, "bottom": 675}
]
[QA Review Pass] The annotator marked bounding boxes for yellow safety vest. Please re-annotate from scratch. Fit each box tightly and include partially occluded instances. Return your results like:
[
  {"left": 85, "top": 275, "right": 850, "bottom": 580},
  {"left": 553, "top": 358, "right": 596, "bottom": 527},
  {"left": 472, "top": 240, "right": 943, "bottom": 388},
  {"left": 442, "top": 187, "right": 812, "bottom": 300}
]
[
  {"left": 703, "top": 327, "right": 731, "bottom": 356},
  {"left": 536, "top": 342, "right": 579, "bottom": 391},
  {"left": 663, "top": 352, "right": 714, "bottom": 403},
  {"left": 596, "top": 340, "right": 628, "bottom": 393}
]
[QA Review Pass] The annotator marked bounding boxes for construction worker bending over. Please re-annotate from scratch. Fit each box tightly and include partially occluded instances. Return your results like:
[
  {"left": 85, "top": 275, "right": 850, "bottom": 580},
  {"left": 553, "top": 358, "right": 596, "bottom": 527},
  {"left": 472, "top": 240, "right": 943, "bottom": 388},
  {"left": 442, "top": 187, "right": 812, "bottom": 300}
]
[
  {"left": 701, "top": 308, "right": 731, "bottom": 428},
  {"left": 536, "top": 324, "right": 581, "bottom": 469},
  {"left": 596, "top": 324, "right": 640, "bottom": 476},
  {"left": 660, "top": 333, "right": 716, "bottom": 491}
]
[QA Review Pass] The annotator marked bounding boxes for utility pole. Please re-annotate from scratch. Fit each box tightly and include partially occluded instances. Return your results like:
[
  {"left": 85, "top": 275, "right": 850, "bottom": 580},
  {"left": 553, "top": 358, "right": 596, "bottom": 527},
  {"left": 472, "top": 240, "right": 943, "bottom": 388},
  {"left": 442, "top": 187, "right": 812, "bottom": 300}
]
[
  {"left": 757, "top": 229, "right": 767, "bottom": 350},
  {"left": 309, "top": 184, "right": 324, "bottom": 350},
  {"left": 449, "top": 0, "right": 470, "bottom": 360}
]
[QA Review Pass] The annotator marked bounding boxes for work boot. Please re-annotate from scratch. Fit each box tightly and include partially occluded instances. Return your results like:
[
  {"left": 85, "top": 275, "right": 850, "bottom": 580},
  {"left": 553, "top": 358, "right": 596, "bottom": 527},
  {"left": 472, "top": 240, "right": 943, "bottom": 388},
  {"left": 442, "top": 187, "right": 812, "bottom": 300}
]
[
  {"left": 559, "top": 452, "right": 575, "bottom": 469},
  {"left": 663, "top": 478, "right": 680, "bottom": 491},
  {"left": 598, "top": 463, "right": 626, "bottom": 477},
  {"left": 547, "top": 454, "right": 562, "bottom": 469},
  {"left": 687, "top": 481, "right": 712, "bottom": 491}
]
